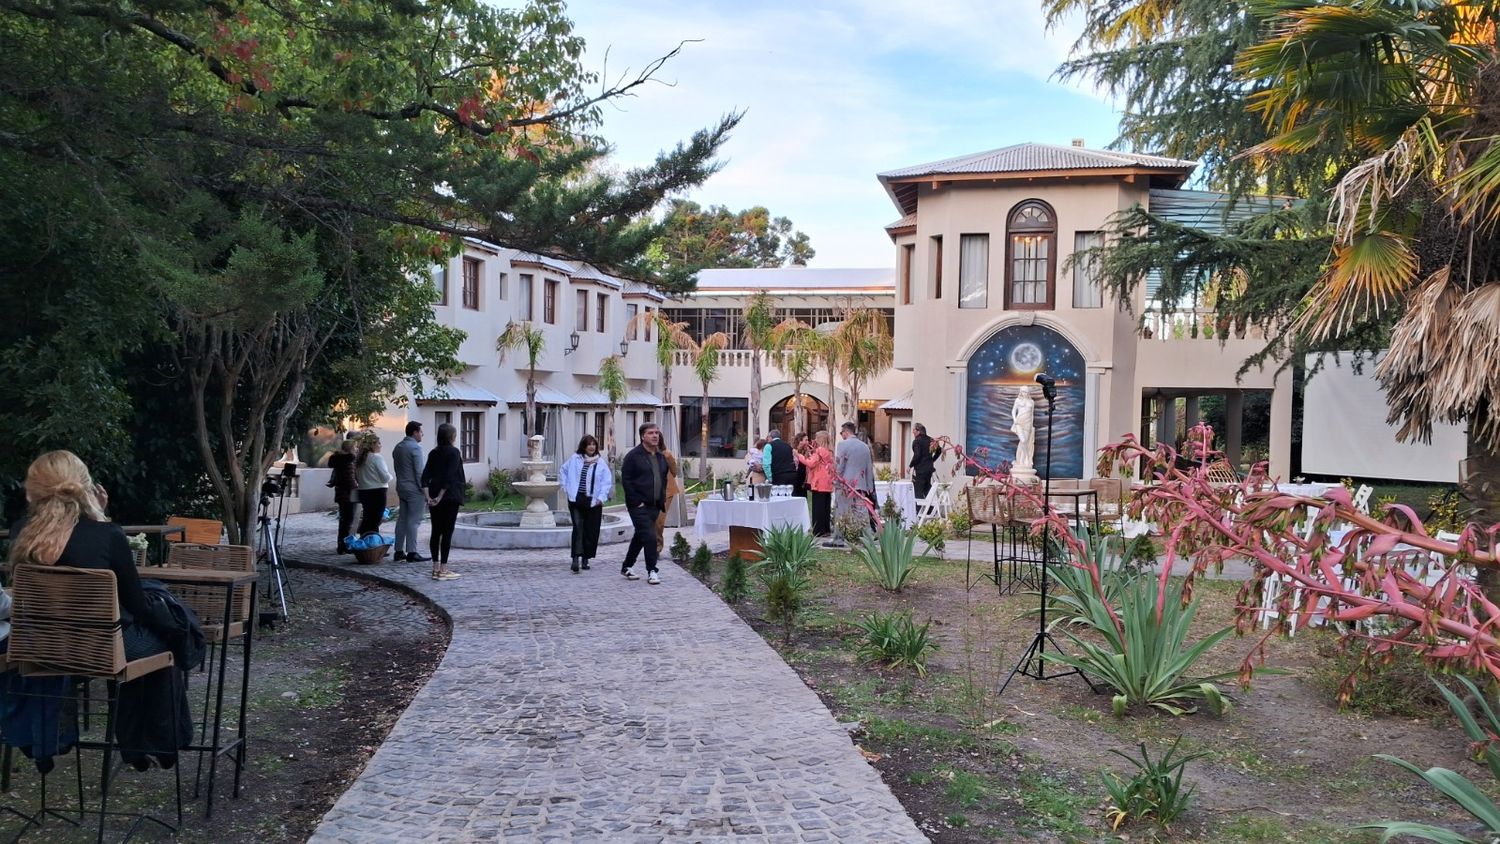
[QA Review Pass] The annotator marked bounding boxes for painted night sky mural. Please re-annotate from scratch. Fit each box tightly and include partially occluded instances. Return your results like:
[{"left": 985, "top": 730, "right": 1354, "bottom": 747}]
[{"left": 965, "top": 325, "right": 1086, "bottom": 478}]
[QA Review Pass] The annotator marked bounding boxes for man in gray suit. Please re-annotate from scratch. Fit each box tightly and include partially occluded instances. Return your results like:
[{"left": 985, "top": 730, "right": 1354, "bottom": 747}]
[
  {"left": 832, "top": 420, "right": 876, "bottom": 545},
  {"left": 392, "top": 420, "right": 428, "bottom": 562}
]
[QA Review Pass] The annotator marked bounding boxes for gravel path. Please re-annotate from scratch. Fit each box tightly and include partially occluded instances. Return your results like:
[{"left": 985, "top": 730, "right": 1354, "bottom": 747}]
[{"left": 279, "top": 512, "right": 925, "bottom": 843}]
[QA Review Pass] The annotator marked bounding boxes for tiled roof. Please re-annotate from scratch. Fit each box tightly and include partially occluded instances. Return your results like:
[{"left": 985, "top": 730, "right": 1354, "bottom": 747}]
[
  {"left": 567, "top": 263, "right": 623, "bottom": 289},
  {"left": 621, "top": 279, "right": 666, "bottom": 301},
  {"left": 884, "top": 214, "right": 916, "bottom": 231},
  {"left": 879, "top": 143, "right": 1197, "bottom": 181}
]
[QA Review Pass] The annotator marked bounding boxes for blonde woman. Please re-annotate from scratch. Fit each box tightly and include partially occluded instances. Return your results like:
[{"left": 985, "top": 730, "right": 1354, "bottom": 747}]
[
  {"left": 354, "top": 433, "right": 392, "bottom": 536},
  {"left": 9, "top": 451, "right": 174, "bottom": 660}
]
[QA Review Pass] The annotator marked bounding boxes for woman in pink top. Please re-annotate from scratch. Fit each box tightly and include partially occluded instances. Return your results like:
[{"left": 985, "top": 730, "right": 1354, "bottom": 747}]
[{"left": 797, "top": 430, "right": 835, "bottom": 536}]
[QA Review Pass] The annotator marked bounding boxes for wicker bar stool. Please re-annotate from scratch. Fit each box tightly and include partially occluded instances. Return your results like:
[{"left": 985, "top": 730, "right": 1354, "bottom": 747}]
[
  {"left": 9, "top": 565, "right": 181, "bottom": 843},
  {"left": 163, "top": 543, "right": 254, "bottom": 806}
]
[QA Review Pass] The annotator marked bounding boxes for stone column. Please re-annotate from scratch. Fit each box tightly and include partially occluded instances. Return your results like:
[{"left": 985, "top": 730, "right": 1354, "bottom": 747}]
[
  {"left": 1156, "top": 395, "right": 1178, "bottom": 448},
  {"left": 1224, "top": 391, "right": 1244, "bottom": 468},
  {"left": 1270, "top": 377, "right": 1293, "bottom": 479},
  {"left": 1183, "top": 395, "right": 1200, "bottom": 433}
]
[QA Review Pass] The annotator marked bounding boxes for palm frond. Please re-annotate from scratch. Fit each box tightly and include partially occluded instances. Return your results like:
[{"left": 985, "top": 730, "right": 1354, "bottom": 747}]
[{"left": 1292, "top": 227, "right": 1417, "bottom": 340}]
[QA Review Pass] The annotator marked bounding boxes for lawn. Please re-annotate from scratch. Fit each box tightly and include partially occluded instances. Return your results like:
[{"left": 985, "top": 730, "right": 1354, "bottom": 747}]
[{"left": 670, "top": 534, "right": 1492, "bottom": 843}]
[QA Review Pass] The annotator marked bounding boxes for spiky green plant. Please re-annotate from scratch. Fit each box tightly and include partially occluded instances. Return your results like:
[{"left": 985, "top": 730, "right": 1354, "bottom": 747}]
[
  {"left": 852, "top": 519, "right": 920, "bottom": 593},
  {"left": 854, "top": 611, "right": 938, "bottom": 677},
  {"left": 1101, "top": 737, "right": 1206, "bottom": 831},
  {"left": 754, "top": 524, "right": 818, "bottom": 646}
]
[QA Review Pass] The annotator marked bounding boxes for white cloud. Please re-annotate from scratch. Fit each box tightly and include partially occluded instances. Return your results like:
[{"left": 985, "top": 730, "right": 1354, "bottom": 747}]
[{"left": 566, "top": 0, "right": 1120, "bottom": 266}]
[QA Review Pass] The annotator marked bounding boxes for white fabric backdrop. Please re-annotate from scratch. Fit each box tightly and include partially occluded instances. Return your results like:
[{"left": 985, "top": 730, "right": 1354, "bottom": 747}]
[{"left": 1302, "top": 352, "right": 1463, "bottom": 483}]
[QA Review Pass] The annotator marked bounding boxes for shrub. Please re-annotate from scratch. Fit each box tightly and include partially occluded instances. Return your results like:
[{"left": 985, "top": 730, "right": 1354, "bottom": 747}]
[
  {"left": 879, "top": 493, "right": 904, "bottom": 529},
  {"left": 1427, "top": 489, "right": 1466, "bottom": 534},
  {"left": 690, "top": 542, "right": 713, "bottom": 580},
  {"left": 876, "top": 464, "right": 895, "bottom": 482},
  {"left": 1315, "top": 640, "right": 1457, "bottom": 718},
  {"left": 915, "top": 518, "right": 947, "bottom": 553},
  {"left": 1041, "top": 539, "right": 1240, "bottom": 716},
  {"left": 670, "top": 532, "right": 692, "bottom": 566},
  {"left": 719, "top": 552, "right": 749, "bottom": 604},
  {"left": 949, "top": 510, "right": 973, "bottom": 535},
  {"left": 1101, "top": 737, "right": 1205, "bottom": 830},
  {"left": 834, "top": 508, "right": 870, "bottom": 545},
  {"left": 855, "top": 611, "right": 938, "bottom": 677},
  {"left": 852, "top": 520, "right": 921, "bottom": 592},
  {"left": 474, "top": 489, "right": 494, "bottom": 504},
  {"left": 486, "top": 467, "right": 514, "bottom": 498},
  {"left": 755, "top": 524, "right": 819, "bottom": 647},
  {"left": 1117, "top": 535, "right": 1159, "bottom": 578}
]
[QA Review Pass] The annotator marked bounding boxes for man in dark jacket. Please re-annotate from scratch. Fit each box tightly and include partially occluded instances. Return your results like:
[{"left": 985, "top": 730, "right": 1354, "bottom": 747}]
[
  {"left": 908, "top": 423, "right": 940, "bottom": 500},
  {"left": 620, "top": 422, "right": 669, "bottom": 585},
  {"left": 765, "top": 430, "right": 798, "bottom": 486}
]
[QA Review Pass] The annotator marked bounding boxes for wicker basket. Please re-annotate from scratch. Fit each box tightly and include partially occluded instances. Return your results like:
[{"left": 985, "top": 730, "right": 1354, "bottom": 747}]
[{"left": 353, "top": 544, "right": 390, "bottom": 564}]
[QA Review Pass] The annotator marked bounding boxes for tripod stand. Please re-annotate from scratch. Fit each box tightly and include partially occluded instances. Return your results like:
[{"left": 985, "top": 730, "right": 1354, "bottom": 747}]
[
  {"left": 999, "top": 378, "right": 1094, "bottom": 696},
  {"left": 256, "top": 469, "right": 295, "bottom": 626}
]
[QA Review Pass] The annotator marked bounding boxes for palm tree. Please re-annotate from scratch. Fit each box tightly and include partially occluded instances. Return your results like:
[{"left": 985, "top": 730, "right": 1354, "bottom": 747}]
[
  {"left": 497, "top": 320, "right": 546, "bottom": 438},
  {"left": 770, "top": 317, "right": 819, "bottom": 436},
  {"left": 833, "top": 309, "right": 894, "bottom": 437},
  {"left": 688, "top": 332, "right": 730, "bottom": 460},
  {"left": 742, "top": 290, "right": 777, "bottom": 441},
  {"left": 815, "top": 321, "right": 843, "bottom": 438},
  {"left": 598, "top": 354, "right": 627, "bottom": 466},
  {"left": 1232, "top": 0, "right": 1500, "bottom": 597}
]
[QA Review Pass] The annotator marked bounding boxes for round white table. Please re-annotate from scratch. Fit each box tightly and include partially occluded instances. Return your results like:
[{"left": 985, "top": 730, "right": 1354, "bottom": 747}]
[
  {"left": 874, "top": 480, "right": 917, "bottom": 525},
  {"left": 695, "top": 497, "right": 812, "bottom": 558}
]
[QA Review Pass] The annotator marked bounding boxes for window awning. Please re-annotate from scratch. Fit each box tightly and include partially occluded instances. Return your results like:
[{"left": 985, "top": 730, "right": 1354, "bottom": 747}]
[
  {"left": 414, "top": 379, "right": 500, "bottom": 406},
  {"left": 504, "top": 384, "right": 575, "bottom": 406},
  {"left": 879, "top": 390, "right": 913, "bottom": 412},
  {"left": 569, "top": 387, "right": 611, "bottom": 406},
  {"left": 625, "top": 389, "right": 662, "bottom": 407}
]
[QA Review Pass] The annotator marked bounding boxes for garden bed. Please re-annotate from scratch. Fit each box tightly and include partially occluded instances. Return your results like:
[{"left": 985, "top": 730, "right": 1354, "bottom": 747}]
[{"left": 676, "top": 537, "right": 1492, "bottom": 842}]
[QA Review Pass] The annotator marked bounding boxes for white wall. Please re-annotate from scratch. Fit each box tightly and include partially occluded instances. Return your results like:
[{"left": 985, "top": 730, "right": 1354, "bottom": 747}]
[{"left": 1302, "top": 353, "right": 1464, "bottom": 482}]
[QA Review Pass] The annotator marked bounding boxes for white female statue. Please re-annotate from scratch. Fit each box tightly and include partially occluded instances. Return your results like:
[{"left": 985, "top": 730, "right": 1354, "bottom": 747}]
[{"left": 1010, "top": 385, "right": 1038, "bottom": 483}]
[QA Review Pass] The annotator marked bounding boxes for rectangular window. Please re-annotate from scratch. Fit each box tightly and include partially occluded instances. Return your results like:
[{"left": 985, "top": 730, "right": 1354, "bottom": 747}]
[
  {"left": 496, "top": 413, "right": 505, "bottom": 442},
  {"left": 958, "top": 234, "right": 988, "bottom": 309},
  {"left": 626, "top": 304, "right": 639, "bottom": 339},
  {"left": 643, "top": 410, "right": 655, "bottom": 425},
  {"left": 518, "top": 274, "right": 534, "bottom": 320},
  {"left": 900, "top": 244, "right": 914, "bottom": 305},
  {"left": 594, "top": 411, "right": 606, "bottom": 444},
  {"left": 459, "top": 412, "right": 480, "bottom": 462},
  {"left": 433, "top": 264, "right": 448, "bottom": 306},
  {"left": 596, "top": 293, "right": 607, "bottom": 333},
  {"left": 680, "top": 398, "right": 748, "bottom": 458},
  {"left": 644, "top": 307, "right": 654, "bottom": 341},
  {"left": 626, "top": 411, "right": 638, "bottom": 445},
  {"left": 1073, "top": 232, "right": 1105, "bottom": 308},
  {"left": 576, "top": 289, "right": 589, "bottom": 332},
  {"left": 544, "top": 280, "right": 558, "bottom": 324},
  {"left": 462, "top": 257, "right": 480, "bottom": 309},
  {"left": 497, "top": 271, "right": 508, "bottom": 301},
  {"left": 574, "top": 411, "right": 587, "bottom": 442},
  {"left": 434, "top": 410, "right": 452, "bottom": 428},
  {"left": 1010, "top": 234, "right": 1051, "bottom": 306},
  {"left": 930, "top": 236, "right": 944, "bottom": 299}
]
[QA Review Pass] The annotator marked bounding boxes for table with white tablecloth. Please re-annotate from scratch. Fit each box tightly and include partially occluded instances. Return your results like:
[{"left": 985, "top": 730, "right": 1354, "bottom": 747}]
[
  {"left": 695, "top": 497, "right": 812, "bottom": 557},
  {"left": 1275, "top": 482, "right": 1341, "bottom": 498},
  {"left": 874, "top": 480, "right": 917, "bottom": 525}
]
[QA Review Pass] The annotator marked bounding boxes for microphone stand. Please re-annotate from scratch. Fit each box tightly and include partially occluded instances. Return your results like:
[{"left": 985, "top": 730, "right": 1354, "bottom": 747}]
[{"left": 999, "top": 382, "right": 1093, "bottom": 695}]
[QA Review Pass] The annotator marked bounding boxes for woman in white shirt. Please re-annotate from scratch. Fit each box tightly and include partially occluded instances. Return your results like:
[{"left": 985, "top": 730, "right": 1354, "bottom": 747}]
[
  {"left": 355, "top": 434, "right": 393, "bottom": 536},
  {"left": 558, "top": 435, "right": 613, "bottom": 574}
]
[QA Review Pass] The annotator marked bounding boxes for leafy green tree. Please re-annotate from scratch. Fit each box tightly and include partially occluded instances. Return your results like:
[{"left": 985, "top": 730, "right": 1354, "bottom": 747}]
[
  {"left": 647, "top": 200, "right": 814, "bottom": 288},
  {"left": 0, "top": 0, "right": 736, "bottom": 539}
]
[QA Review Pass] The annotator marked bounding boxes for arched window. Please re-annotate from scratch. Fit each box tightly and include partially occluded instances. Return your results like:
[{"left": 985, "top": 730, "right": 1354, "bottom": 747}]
[{"left": 1005, "top": 200, "right": 1057, "bottom": 310}]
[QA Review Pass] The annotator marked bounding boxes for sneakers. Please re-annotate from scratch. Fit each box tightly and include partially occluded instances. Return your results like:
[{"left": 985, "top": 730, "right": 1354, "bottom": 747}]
[
  {"left": 621, "top": 567, "right": 640, "bottom": 580},
  {"left": 432, "top": 570, "right": 461, "bottom": 581},
  {"left": 647, "top": 570, "right": 661, "bottom": 585}
]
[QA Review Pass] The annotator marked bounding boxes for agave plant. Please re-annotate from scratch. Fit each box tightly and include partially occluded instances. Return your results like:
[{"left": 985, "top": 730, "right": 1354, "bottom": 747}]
[
  {"left": 852, "top": 519, "right": 921, "bottom": 592},
  {"left": 1041, "top": 572, "right": 1238, "bottom": 716},
  {"left": 754, "top": 524, "right": 819, "bottom": 647},
  {"left": 854, "top": 610, "right": 938, "bottom": 677}
]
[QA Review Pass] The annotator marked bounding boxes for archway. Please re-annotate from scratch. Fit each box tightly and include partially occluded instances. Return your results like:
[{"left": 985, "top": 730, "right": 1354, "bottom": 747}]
[
  {"left": 769, "top": 393, "right": 828, "bottom": 442},
  {"left": 965, "top": 324, "right": 1086, "bottom": 477}
]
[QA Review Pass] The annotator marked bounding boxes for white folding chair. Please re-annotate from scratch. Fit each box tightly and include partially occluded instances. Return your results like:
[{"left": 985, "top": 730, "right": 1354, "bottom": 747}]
[{"left": 1352, "top": 484, "right": 1373, "bottom": 515}]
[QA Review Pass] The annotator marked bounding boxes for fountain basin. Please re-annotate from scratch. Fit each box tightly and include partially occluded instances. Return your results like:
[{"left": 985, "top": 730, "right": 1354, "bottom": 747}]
[{"left": 453, "top": 510, "right": 632, "bottom": 550}]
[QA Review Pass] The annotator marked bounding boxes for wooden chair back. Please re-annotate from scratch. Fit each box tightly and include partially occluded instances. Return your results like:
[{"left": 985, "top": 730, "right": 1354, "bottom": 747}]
[
  {"left": 166, "top": 517, "right": 224, "bottom": 545},
  {"left": 165, "top": 543, "right": 254, "bottom": 637},
  {"left": 11, "top": 564, "right": 126, "bottom": 677}
]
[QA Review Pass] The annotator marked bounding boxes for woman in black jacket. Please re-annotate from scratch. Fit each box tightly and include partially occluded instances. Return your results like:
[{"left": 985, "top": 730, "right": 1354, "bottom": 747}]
[{"left": 420, "top": 423, "right": 465, "bottom": 581}]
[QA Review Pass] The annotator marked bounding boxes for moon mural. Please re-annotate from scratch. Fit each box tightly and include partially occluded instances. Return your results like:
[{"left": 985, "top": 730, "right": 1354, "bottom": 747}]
[{"left": 965, "top": 325, "right": 1086, "bottom": 478}]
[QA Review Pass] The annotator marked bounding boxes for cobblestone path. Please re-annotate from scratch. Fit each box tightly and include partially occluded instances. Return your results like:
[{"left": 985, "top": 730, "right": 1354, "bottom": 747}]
[{"left": 279, "top": 513, "right": 925, "bottom": 843}]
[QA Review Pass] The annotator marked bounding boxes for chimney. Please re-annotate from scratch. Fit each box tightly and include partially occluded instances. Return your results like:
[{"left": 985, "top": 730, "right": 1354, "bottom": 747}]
[{"left": 1071, "top": 138, "right": 1085, "bottom": 148}]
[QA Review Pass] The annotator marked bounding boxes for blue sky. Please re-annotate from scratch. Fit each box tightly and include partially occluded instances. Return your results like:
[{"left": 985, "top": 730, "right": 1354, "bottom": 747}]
[{"left": 566, "top": 0, "right": 1125, "bottom": 267}]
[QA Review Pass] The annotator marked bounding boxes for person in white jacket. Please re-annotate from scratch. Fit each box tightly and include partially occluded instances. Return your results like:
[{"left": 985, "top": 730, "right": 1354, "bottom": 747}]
[
  {"left": 354, "top": 434, "right": 393, "bottom": 537},
  {"left": 558, "top": 434, "right": 613, "bottom": 574}
]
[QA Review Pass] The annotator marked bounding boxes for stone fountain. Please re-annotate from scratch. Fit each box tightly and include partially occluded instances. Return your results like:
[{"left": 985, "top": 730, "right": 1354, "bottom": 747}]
[{"left": 512, "top": 435, "right": 560, "bottom": 528}]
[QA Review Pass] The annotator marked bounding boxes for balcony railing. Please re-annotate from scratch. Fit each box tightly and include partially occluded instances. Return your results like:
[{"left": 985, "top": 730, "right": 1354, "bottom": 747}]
[
  {"left": 671, "top": 349, "right": 759, "bottom": 367},
  {"left": 1141, "top": 307, "right": 1264, "bottom": 342}
]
